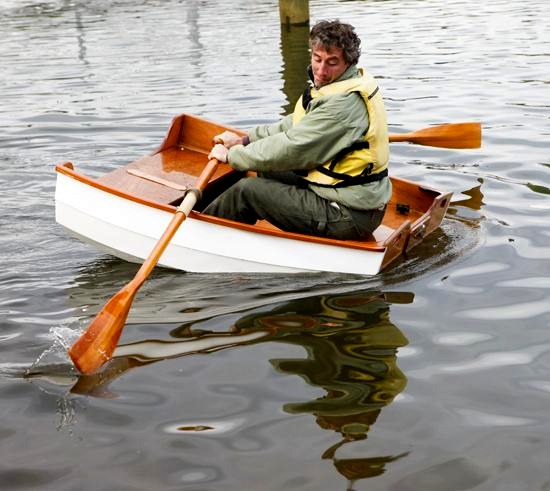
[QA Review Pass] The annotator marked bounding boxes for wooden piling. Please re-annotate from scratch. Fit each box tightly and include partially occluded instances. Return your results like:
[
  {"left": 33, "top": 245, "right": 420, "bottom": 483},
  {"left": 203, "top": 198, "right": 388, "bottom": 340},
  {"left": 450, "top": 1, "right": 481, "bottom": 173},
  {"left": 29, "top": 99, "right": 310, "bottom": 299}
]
[{"left": 279, "top": 0, "right": 309, "bottom": 26}]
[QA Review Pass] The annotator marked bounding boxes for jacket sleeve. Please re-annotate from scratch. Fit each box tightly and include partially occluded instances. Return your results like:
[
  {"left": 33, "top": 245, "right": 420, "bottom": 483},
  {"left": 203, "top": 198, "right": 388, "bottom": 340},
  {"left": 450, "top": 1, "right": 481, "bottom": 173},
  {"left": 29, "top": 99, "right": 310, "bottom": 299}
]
[
  {"left": 228, "top": 92, "right": 369, "bottom": 173},
  {"left": 248, "top": 114, "right": 293, "bottom": 140}
]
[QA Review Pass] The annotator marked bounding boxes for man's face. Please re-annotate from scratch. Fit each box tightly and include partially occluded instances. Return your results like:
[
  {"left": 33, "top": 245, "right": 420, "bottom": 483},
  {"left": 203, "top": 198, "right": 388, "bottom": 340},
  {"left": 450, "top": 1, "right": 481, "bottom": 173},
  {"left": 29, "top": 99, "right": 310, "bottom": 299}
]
[{"left": 311, "top": 45, "right": 349, "bottom": 88}]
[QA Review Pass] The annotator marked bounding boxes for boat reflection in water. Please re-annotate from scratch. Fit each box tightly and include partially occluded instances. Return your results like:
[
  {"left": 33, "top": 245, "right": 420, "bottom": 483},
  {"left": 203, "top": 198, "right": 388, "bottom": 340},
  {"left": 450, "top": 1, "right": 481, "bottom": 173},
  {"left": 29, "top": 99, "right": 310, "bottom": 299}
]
[
  {"left": 234, "top": 291, "right": 411, "bottom": 488},
  {"left": 72, "top": 289, "right": 411, "bottom": 489}
]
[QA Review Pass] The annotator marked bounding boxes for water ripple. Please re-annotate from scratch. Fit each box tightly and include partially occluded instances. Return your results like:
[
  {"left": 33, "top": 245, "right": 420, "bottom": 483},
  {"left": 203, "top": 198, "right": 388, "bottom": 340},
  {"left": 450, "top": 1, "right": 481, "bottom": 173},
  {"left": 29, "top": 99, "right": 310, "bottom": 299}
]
[
  {"left": 454, "top": 408, "right": 535, "bottom": 427},
  {"left": 410, "top": 343, "right": 550, "bottom": 379},
  {"left": 459, "top": 298, "right": 550, "bottom": 320}
]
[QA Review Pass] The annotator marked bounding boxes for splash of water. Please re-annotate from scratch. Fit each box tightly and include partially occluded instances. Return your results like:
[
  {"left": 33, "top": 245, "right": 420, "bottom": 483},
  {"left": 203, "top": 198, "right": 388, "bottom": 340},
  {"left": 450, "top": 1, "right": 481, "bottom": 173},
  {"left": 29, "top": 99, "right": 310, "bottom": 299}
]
[
  {"left": 24, "top": 325, "right": 85, "bottom": 431},
  {"left": 27, "top": 325, "right": 81, "bottom": 376}
]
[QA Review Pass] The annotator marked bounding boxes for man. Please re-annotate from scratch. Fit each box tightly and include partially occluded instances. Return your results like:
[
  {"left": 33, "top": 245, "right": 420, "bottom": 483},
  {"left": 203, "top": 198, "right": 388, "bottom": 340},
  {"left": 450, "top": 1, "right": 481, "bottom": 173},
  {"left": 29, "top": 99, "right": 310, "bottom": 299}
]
[{"left": 204, "top": 19, "right": 390, "bottom": 240}]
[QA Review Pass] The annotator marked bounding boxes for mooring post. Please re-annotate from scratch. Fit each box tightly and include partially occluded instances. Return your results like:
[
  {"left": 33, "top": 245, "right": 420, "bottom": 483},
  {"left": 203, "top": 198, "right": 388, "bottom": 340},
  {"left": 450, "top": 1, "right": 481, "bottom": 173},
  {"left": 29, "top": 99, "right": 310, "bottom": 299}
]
[{"left": 279, "top": 0, "right": 309, "bottom": 26}]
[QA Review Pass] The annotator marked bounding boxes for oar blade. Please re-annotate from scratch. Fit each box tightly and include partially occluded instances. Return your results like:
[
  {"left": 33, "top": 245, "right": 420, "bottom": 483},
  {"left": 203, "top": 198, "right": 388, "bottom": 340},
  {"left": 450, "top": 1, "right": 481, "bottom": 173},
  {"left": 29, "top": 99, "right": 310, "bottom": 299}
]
[
  {"left": 416, "top": 122, "right": 481, "bottom": 149},
  {"left": 389, "top": 122, "right": 482, "bottom": 149},
  {"left": 69, "top": 287, "right": 136, "bottom": 374}
]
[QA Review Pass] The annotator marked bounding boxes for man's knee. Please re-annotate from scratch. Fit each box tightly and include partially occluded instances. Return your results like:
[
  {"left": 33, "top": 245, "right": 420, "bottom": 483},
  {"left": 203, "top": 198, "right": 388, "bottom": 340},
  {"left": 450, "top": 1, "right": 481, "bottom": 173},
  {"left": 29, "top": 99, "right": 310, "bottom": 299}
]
[
  {"left": 232, "top": 177, "right": 272, "bottom": 202},
  {"left": 213, "top": 178, "right": 258, "bottom": 205},
  {"left": 204, "top": 178, "right": 266, "bottom": 222}
]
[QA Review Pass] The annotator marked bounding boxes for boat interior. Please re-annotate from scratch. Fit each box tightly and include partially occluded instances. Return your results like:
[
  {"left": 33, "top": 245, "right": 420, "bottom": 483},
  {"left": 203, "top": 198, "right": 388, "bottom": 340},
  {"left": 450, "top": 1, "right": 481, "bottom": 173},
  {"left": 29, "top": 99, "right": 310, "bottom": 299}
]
[{"left": 77, "top": 113, "right": 451, "bottom": 265}]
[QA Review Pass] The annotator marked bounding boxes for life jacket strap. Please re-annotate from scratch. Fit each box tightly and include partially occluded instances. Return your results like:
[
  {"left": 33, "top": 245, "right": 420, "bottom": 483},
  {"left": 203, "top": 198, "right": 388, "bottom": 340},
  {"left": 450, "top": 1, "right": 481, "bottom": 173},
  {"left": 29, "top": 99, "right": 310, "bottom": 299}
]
[
  {"left": 302, "top": 86, "right": 313, "bottom": 110},
  {"left": 313, "top": 168, "right": 388, "bottom": 188}
]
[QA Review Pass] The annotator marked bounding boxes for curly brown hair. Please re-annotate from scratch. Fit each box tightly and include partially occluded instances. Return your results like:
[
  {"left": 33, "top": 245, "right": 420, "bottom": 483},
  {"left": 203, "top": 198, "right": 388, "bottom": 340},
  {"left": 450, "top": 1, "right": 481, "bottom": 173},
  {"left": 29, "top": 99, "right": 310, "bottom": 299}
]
[{"left": 309, "top": 20, "right": 362, "bottom": 65}]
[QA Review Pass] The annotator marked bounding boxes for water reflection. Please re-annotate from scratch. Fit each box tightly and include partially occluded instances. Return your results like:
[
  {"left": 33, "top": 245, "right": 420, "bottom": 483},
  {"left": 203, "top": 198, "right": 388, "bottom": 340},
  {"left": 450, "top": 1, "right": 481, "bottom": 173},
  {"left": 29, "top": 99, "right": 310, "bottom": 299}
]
[
  {"left": 184, "top": 0, "right": 204, "bottom": 73},
  {"left": 526, "top": 182, "right": 550, "bottom": 196},
  {"left": 69, "top": 289, "right": 411, "bottom": 489},
  {"left": 280, "top": 23, "right": 310, "bottom": 115},
  {"left": 234, "top": 291, "right": 411, "bottom": 489},
  {"left": 74, "top": 8, "right": 88, "bottom": 65},
  {"left": 450, "top": 181, "right": 485, "bottom": 211}
]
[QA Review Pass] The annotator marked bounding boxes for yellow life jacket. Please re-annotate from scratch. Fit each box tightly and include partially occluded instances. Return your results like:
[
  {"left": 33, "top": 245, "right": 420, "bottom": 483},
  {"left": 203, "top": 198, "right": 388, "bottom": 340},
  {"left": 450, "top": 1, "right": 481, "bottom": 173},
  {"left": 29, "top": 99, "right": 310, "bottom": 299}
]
[{"left": 293, "top": 69, "right": 389, "bottom": 187}]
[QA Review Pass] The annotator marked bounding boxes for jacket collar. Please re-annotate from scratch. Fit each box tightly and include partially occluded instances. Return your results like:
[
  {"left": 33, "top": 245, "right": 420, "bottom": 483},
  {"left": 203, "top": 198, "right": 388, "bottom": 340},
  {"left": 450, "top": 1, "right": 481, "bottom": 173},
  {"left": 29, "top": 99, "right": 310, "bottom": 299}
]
[{"left": 307, "top": 64, "right": 360, "bottom": 88}]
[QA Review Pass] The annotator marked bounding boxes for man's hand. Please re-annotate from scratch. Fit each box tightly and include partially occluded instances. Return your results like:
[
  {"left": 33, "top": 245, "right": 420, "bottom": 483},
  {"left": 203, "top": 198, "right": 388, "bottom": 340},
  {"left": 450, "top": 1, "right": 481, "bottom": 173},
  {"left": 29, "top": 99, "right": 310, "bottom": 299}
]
[
  {"left": 213, "top": 131, "right": 244, "bottom": 149},
  {"left": 208, "top": 143, "right": 229, "bottom": 163}
]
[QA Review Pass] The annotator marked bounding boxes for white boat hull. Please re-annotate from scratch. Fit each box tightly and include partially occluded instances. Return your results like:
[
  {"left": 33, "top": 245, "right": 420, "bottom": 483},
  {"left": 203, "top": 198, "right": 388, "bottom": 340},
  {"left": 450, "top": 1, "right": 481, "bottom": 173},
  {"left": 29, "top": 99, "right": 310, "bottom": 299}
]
[{"left": 55, "top": 171, "right": 385, "bottom": 275}]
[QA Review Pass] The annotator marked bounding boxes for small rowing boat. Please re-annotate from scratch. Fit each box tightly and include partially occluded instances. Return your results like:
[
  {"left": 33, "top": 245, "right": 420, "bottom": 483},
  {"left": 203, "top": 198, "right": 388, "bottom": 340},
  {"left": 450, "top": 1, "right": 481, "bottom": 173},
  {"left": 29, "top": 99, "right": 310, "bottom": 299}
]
[
  {"left": 55, "top": 113, "right": 475, "bottom": 276},
  {"left": 59, "top": 113, "right": 481, "bottom": 374}
]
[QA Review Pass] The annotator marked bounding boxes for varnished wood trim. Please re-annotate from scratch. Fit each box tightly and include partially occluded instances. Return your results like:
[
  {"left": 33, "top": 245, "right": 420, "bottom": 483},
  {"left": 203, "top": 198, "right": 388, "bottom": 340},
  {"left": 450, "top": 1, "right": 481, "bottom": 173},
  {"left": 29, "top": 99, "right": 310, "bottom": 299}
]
[{"left": 381, "top": 220, "right": 411, "bottom": 269}]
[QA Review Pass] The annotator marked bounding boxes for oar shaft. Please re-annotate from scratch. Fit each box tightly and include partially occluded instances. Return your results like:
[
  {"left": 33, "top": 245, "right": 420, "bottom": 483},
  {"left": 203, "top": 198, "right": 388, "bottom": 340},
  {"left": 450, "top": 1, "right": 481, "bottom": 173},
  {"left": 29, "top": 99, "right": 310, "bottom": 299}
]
[
  {"left": 388, "top": 133, "right": 413, "bottom": 143},
  {"left": 132, "top": 158, "right": 220, "bottom": 288},
  {"left": 132, "top": 211, "right": 186, "bottom": 288}
]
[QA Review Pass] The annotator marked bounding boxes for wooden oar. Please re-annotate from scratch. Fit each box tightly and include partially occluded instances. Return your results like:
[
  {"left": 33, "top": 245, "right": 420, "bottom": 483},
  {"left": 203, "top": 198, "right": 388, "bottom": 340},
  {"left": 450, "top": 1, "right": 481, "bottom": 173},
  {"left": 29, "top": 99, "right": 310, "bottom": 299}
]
[
  {"left": 389, "top": 122, "right": 481, "bottom": 149},
  {"left": 68, "top": 158, "right": 220, "bottom": 375}
]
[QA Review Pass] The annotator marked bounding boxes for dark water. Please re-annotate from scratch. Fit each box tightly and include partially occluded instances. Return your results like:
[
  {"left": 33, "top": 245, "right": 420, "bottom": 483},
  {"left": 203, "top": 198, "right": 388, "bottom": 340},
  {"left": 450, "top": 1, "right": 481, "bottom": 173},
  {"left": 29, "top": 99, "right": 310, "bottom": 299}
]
[{"left": 1, "top": 0, "right": 549, "bottom": 489}]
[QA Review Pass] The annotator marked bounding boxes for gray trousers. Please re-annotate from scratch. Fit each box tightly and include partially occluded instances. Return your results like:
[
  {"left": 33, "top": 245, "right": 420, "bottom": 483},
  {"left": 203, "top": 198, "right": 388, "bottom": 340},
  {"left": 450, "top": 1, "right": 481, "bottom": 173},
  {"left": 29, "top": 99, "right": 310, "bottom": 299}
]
[{"left": 203, "top": 172, "right": 385, "bottom": 240}]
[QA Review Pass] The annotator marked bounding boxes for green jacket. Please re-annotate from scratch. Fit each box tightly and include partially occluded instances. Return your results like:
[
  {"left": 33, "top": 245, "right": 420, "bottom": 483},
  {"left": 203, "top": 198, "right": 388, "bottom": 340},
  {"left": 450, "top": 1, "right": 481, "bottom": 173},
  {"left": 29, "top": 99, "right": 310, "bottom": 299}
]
[{"left": 227, "top": 65, "right": 392, "bottom": 211}]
